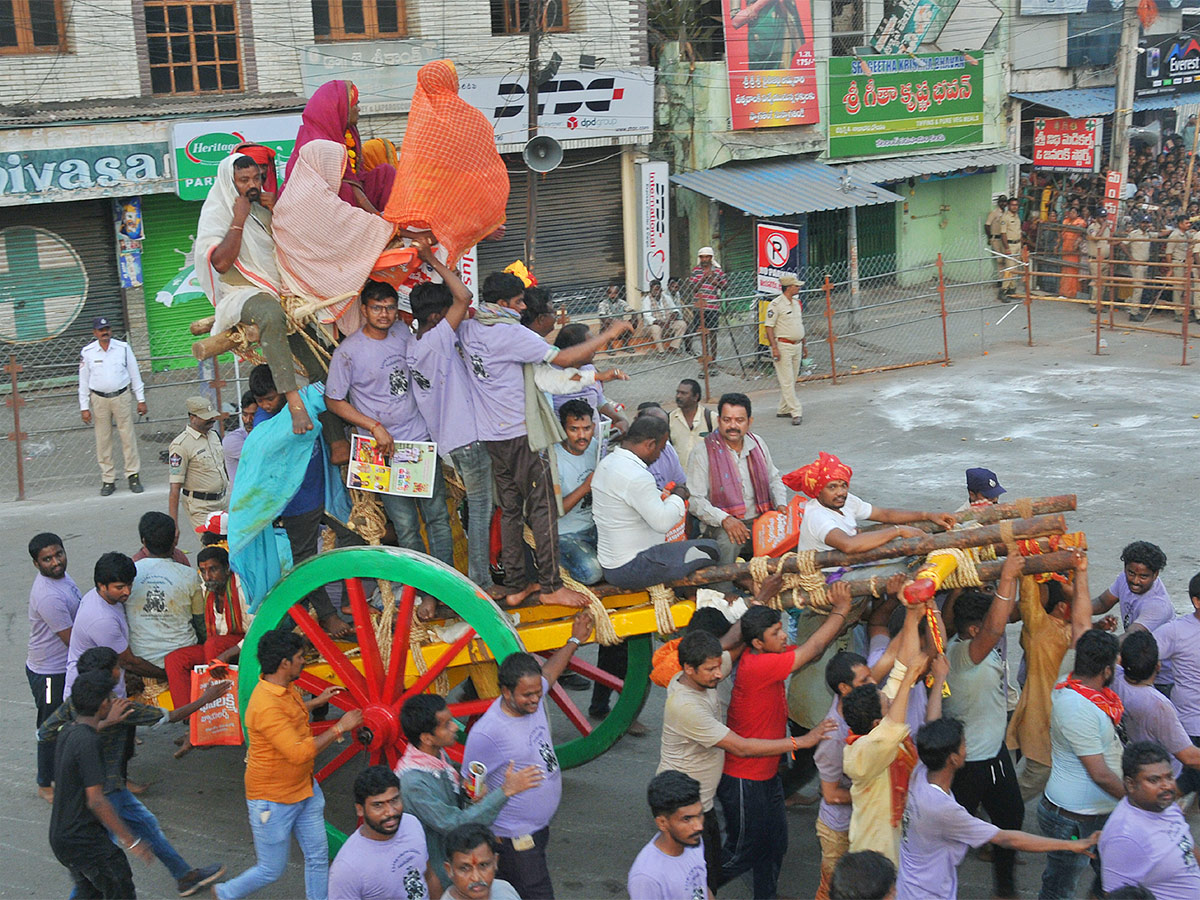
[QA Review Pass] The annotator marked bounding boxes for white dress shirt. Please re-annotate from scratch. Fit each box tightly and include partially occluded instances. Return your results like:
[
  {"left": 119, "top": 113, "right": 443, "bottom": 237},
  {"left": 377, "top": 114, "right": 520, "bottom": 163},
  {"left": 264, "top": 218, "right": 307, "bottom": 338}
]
[
  {"left": 592, "top": 446, "right": 686, "bottom": 568},
  {"left": 78, "top": 338, "right": 146, "bottom": 410},
  {"left": 686, "top": 433, "right": 787, "bottom": 528}
]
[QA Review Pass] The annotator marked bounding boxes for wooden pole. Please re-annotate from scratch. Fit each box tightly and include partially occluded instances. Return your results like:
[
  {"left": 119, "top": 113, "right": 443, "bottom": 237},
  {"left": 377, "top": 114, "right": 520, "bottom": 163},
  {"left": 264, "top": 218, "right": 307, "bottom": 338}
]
[
  {"left": 5, "top": 353, "right": 26, "bottom": 501},
  {"left": 1184, "top": 243, "right": 1193, "bottom": 367},
  {"left": 823, "top": 274, "right": 838, "bottom": 384},
  {"left": 948, "top": 494, "right": 1075, "bottom": 526},
  {"left": 937, "top": 253, "right": 949, "bottom": 363},
  {"left": 1023, "top": 246, "right": 1034, "bottom": 346}
]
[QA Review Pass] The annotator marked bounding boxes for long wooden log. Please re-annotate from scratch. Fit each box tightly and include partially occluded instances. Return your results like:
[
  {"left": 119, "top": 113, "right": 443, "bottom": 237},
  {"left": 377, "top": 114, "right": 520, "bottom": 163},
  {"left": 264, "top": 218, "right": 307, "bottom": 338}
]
[
  {"left": 193, "top": 325, "right": 260, "bottom": 361},
  {"left": 587, "top": 515, "right": 1069, "bottom": 599},
  {"left": 835, "top": 549, "right": 1079, "bottom": 599},
  {"left": 864, "top": 495, "right": 1077, "bottom": 533},
  {"left": 190, "top": 316, "right": 216, "bottom": 336}
]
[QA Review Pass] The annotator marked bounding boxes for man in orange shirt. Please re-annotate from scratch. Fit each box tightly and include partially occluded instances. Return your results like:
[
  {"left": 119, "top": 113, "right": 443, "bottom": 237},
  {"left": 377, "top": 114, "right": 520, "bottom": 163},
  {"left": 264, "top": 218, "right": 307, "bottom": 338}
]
[{"left": 214, "top": 629, "right": 363, "bottom": 900}]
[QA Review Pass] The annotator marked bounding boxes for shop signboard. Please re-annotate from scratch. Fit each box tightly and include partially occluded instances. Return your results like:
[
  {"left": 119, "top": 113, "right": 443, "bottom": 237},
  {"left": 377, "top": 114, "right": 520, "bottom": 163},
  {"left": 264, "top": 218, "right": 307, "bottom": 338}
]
[
  {"left": 171, "top": 115, "right": 301, "bottom": 201},
  {"left": 1136, "top": 31, "right": 1200, "bottom": 100},
  {"left": 300, "top": 39, "right": 440, "bottom": 114},
  {"left": 637, "top": 160, "right": 670, "bottom": 292},
  {"left": 1032, "top": 117, "right": 1102, "bottom": 172},
  {"left": 721, "top": 0, "right": 818, "bottom": 129},
  {"left": 828, "top": 52, "right": 985, "bottom": 159},
  {"left": 0, "top": 144, "right": 169, "bottom": 205},
  {"left": 871, "top": 0, "right": 959, "bottom": 55}
]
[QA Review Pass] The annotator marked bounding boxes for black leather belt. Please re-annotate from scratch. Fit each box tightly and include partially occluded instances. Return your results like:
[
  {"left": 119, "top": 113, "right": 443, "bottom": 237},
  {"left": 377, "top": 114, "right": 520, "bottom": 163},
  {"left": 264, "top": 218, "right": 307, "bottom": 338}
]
[
  {"left": 91, "top": 386, "right": 129, "bottom": 399},
  {"left": 183, "top": 489, "right": 225, "bottom": 501},
  {"left": 1040, "top": 796, "right": 1102, "bottom": 823}
]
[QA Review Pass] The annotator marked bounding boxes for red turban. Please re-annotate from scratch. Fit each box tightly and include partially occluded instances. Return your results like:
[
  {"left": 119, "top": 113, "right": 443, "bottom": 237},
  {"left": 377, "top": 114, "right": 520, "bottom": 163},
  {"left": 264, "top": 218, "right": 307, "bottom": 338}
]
[
  {"left": 783, "top": 452, "right": 852, "bottom": 499},
  {"left": 232, "top": 142, "right": 278, "bottom": 195}
]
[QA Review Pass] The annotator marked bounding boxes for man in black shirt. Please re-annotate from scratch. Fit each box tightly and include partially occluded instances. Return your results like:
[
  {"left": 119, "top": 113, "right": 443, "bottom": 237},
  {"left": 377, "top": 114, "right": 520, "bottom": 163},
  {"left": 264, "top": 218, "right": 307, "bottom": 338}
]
[{"left": 49, "top": 669, "right": 152, "bottom": 898}]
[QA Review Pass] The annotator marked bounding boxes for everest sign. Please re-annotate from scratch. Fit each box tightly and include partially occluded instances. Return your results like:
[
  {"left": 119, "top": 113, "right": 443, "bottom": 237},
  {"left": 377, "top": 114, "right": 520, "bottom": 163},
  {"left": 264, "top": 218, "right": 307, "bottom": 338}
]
[
  {"left": 171, "top": 115, "right": 302, "bottom": 201},
  {"left": 1032, "top": 118, "right": 1102, "bottom": 173}
]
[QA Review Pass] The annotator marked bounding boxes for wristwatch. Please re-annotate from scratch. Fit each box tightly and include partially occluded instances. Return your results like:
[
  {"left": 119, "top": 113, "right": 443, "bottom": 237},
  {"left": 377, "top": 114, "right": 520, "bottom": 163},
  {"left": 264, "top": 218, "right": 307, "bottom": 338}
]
[{"left": 567, "top": 636, "right": 582, "bottom": 646}]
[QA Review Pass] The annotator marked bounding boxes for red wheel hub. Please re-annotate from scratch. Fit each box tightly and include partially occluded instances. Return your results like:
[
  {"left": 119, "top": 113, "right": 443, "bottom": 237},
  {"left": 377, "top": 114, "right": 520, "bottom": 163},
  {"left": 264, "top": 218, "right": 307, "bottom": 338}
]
[{"left": 360, "top": 703, "right": 400, "bottom": 751}]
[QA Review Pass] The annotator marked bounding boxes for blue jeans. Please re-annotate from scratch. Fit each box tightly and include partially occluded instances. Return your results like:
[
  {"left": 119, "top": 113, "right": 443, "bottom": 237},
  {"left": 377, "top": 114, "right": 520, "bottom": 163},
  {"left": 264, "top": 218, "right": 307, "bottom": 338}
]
[
  {"left": 217, "top": 782, "right": 328, "bottom": 900},
  {"left": 106, "top": 788, "right": 191, "bottom": 879},
  {"left": 380, "top": 458, "right": 454, "bottom": 566},
  {"left": 449, "top": 441, "right": 494, "bottom": 588},
  {"left": 1036, "top": 797, "right": 1108, "bottom": 900},
  {"left": 559, "top": 527, "right": 602, "bottom": 585},
  {"left": 717, "top": 773, "right": 787, "bottom": 899}
]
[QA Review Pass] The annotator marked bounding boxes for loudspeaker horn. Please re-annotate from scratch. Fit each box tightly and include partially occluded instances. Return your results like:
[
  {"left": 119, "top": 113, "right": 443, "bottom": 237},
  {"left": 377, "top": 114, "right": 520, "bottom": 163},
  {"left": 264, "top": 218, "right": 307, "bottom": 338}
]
[{"left": 523, "top": 135, "right": 563, "bottom": 173}]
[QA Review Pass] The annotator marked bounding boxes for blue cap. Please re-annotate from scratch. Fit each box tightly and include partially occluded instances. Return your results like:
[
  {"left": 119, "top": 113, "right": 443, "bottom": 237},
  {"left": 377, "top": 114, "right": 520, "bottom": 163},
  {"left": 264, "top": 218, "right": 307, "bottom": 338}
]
[
  {"left": 966, "top": 467, "right": 1005, "bottom": 499},
  {"left": 92, "top": 316, "right": 110, "bottom": 330}
]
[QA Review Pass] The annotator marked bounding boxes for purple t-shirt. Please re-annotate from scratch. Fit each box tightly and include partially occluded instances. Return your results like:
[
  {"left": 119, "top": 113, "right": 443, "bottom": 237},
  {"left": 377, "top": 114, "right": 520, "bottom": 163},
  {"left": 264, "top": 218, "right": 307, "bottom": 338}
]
[
  {"left": 1112, "top": 573, "right": 1175, "bottom": 684},
  {"left": 327, "top": 813, "right": 430, "bottom": 900},
  {"left": 1113, "top": 669, "right": 1192, "bottom": 778},
  {"left": 897, "top": 766, "right": 999, "bottom": 900},
  {"left": 460, "top": 677, "right": 562, "bottom": 836},
  {"left": 65, "top": 589, "right": 130, "bottom": 698},
  {"left": 457, "top": 310, "right": 559, "bottom": 442},
  {"left": 551, "top": 364, "right": 607, "bottom": 415},
  {"left": 1154, "top": 613, "right": 1200, "bottom": 735},
  {"left": 27, "top": 572, "right": 82, "bottom": 674},
  {"left": 404, "top": 318, "right": 478, "bottom": 455},
  {"left": 647, "top": 441, "right": 687, "bottom": 492},
  {"left": 326, "top": 325, "right": 430, "bottom": 443},
  {"left": 867, "top": 634, "right": 927, "bottom": 736},
  {"left": 1100, "top": 797, "right": 1200, "bottom": 900},
  {"left": 814, "top": 697, "right": 852, "bottom": 832},
  {"left": 222, "top": 425, "right": 248, "bottom": 488},
  {"left": 627, "top": 835, "right": 708, "bottom": 900}
]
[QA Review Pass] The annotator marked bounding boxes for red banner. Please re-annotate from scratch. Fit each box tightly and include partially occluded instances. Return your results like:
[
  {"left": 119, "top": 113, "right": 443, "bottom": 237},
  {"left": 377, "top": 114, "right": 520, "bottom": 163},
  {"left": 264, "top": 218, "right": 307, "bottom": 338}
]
[
  {"left": 1032, "top": 117, "right": 1102, "bottom": 173},
  {"left": 1103, "top": 170, "right": 1122, "bottom": 225},
  {"left": 723, "top": 0, "right": 819, "bottom": 130}
]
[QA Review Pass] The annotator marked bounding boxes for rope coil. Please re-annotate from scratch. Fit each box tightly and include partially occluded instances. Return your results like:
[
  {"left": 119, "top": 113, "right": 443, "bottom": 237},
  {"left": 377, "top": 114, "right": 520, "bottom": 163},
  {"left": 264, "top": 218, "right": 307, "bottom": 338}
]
[
  {"left": 748, "top": 551, "right": 833, "bottom": 612},
  {"left": 649, "top": 584, "right": 680, "bottom": 635}
]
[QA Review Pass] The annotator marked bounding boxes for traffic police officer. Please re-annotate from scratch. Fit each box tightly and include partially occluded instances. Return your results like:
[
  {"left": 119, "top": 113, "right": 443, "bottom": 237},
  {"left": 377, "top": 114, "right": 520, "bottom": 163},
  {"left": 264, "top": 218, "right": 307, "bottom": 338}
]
[
  {"left": 167, "top": 396, "right": 229, "bottom": 536},
  {"left": 78, "top": 316, "right": 146, "bottom": 495},
  {"left": 1166, "top": 215, "right": 1194, "bottom": 322},
  {"left": 1127, "top": 216, "right": 1152, "bottom": 321},
  {"left": 998, "top": 197, "right": 1023, "bottom": 301},
  {"left": 763, "top": 273, "right": 807, "bottom": 425}
]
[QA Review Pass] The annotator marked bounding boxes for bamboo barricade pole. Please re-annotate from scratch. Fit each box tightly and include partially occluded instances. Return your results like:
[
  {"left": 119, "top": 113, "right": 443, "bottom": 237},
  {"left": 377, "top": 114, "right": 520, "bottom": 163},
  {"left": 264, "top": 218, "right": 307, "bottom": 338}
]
[
  {"left": 823, "top": 274, "right": 838, "bottom": 384},
  {"left": 698, "top": 299, "right": 712, "bottom": 401},
  {"left": 937, "top": 253, "right": 949, "bottom": 363},
  {"left": 1185, "top": 244, "right": 1193, "bottom": 367},
  {"left": 1023, "top": 246, "right": 1034, "bottom": 346},
  {"left": 6, "top": 353, "right": 26, "bottom": 501}
]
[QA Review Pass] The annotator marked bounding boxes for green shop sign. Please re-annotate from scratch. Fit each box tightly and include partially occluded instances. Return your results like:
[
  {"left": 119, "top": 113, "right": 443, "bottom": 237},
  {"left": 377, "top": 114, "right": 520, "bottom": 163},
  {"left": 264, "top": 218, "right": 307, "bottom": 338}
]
[
  {"left": 171, "top": 114, "right": 301, "bottom": 201},
  {"left": 828, "top": 52, "right": 985, "bottom": 159}
]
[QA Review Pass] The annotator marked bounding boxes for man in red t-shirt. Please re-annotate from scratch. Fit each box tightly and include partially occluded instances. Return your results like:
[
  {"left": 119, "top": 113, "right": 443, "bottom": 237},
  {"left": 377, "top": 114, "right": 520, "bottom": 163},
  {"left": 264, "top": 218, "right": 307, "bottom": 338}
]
[{"left": 717, "top": 582, "right": 852, "bottom": 898}]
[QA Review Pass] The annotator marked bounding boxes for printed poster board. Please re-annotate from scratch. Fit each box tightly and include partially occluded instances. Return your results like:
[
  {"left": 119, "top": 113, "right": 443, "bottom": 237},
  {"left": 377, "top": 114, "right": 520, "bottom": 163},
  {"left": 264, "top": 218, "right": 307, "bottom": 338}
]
[{"left": 346, "top": 434, "right": 437, "bottom": 498}]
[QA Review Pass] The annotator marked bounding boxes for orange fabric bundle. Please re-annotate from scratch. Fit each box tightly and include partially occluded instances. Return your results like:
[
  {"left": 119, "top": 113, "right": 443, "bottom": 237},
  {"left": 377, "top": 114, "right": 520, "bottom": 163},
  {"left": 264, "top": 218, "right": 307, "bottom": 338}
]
[
  {"left": 651, "top": 638, "right": 684, "bottom": 688},
  {"left": 382, "top": 60, "right": 509, "bottom": 264}
]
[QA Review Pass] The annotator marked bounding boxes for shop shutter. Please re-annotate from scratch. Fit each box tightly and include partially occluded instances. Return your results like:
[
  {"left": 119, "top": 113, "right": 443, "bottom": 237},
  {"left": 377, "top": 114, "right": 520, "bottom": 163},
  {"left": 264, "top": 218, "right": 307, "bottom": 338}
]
[
  {"left": 140, "top": 193, "right": 206, "bottom": 371},
  {"left": 0, "top": 199, "right": 124, "bottom": 377},
  {"left": 477, "top": 149, "right": 624, "bottom": 295}
]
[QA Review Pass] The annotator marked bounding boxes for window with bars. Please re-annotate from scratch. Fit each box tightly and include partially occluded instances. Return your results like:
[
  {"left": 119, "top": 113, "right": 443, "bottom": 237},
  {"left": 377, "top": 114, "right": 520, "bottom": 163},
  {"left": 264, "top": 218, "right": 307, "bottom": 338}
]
[
  {"left": 489, "top": 0, "right": 569, "bottom": 35},
  {"left": 0, "top": 0, "right": 67, "bottom": 54},
  {"left": 830, "top": 0, "right": 863, "bottom": 56},
  {"left": 144, "top": 1, "right": 242, "bottom": 95},
  {"left": 312, "top": 1, "right": 406, "bottom": 41}
]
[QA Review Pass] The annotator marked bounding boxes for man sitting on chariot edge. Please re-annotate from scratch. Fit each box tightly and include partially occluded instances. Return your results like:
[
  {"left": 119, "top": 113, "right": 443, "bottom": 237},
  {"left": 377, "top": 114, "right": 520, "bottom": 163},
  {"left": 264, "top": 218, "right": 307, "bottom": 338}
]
[{"left": 194, "top": 153, "right": 330, "bottom": 437}]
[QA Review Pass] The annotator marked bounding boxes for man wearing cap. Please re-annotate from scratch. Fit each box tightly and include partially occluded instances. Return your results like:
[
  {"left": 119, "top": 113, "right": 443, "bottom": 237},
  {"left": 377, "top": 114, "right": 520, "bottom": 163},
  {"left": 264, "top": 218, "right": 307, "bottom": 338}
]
[
  {"left": 998, "top": 198, "right": 1023, "bottom": 302},
  {"left": 78, "top": 317, "right": 146, "bottom": 496},
  {"left": 685, "top": 247, "right": 728, "bottom": 369},
  {"left": 764, "top": 274, "right": 807, "bottom": 426},
  {"left": 985, "top": 195, "right": 1008, "bottom": 290},
  {"left": 962, "top": 467, "right": 1006, "bottom": 511},
  {"left": 1127, "top": 216, "right": 1153, "bottom": 321},
  {"left": 1086, "top": 208, "right": 1113, "bottom": 309},
  {"left": 167, "top": 397, "right": 229, "bottom": 538}
]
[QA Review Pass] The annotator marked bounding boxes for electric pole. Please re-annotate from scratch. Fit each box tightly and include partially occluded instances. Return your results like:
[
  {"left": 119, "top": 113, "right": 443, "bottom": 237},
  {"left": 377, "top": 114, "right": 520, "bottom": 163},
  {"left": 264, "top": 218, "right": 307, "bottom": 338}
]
[
  {"left": 1111, "top": 0, "right": 1139, "bottom": 219},
  {"left": 525, "top": 0, "right": 543, "bottom": 268}
]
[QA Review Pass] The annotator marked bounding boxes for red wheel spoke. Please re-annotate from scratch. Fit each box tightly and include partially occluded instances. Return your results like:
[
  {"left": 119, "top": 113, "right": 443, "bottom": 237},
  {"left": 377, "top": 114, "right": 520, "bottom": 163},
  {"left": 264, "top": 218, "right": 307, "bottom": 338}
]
[
  {"left": 310, "top": 720, "right": 338, "bottom": 735},
  {"left": 447, "top": 698, "right": 495, "bottom": 719},
  {"left": 384, "top": 747, "right": 400, "bottom": 769},
  {"left": 444, "top": 743, "right": 465, "bottom": 765},
  {"left": 368, "top": 747, "right": 381, "bottom": 767},
  {"left": 535, "top": 651, "right": 624, "bottom": 693},
  {"left": 315, "top": 741, "right": 362, "bottom": 782},
  {"left": 392, "top": 628, "right": 477, "bottom": 711},
  {"left": 344, "top": 577, "right": 384, "bottom": 702},
  {"left": 382, "top": 584, "right": 417, "bottom": 705},
  {"left": 295, "top": 673, "right": 356, "bottom": 713},
  {"left": 547, "top": 684, "right": 592, "bottom": 736},
  {"left": 288, "top": 606, "right": 370, "bottom": 705}
]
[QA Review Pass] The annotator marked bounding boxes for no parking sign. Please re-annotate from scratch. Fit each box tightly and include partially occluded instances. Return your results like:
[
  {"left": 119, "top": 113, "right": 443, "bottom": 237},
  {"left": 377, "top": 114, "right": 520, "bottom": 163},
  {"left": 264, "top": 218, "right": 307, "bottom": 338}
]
[{"left": 757, "top": 223, "right": 800, "bottom": 294}]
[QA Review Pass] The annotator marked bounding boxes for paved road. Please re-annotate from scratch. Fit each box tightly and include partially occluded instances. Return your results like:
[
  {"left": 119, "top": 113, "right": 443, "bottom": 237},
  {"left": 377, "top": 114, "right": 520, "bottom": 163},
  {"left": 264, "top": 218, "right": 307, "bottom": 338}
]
[{"left": 2, "top": 302, "right": 1198, "bottom": 898}]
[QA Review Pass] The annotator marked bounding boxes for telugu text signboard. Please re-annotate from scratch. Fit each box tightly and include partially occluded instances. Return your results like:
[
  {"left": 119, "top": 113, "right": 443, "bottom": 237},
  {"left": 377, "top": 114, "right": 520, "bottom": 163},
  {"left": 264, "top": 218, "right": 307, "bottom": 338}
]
[
  {"left": 828, "top": 53, "right": 985, "bottom": 159},
  {"left": 722, "top": 0, "right": 819, "bottom": 130},
  {"left": 300, "top": 40, "right": 440, "bottom": 114},
  {"left": 1032, "top": 117, "right": 1102, "bottom": 172}
]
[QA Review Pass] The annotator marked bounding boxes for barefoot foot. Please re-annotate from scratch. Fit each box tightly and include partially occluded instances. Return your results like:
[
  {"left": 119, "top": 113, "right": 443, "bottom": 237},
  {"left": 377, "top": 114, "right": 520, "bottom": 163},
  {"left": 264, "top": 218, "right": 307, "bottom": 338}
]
[
  {"left": 319, "top": 614, "right": 353, "bottom": 639},
  {"left": 416, "top": 595, "right": 438, "bottom": 621},
  {"left": 539, "top": 587, "right": 590, "bottom": 609},
  {"left": 173, "top": 738, "right": 194, "bottom": 759},
  {"left": 37, "top": 785, "right": 53, "bottom": 804}
]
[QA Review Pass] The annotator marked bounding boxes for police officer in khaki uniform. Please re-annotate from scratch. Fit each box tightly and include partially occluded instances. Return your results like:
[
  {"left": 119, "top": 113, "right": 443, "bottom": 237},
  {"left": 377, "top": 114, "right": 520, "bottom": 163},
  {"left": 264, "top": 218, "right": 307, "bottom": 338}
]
[
  {"left": 998, "top": 198, "right": 1022, "bottom": 301},
  {"left": 764, "top": 273, "right": 807, "bottom": 425},
  {"left": 1127, "top": 216, "right": 1152, "bottom": 321},
  {"left": 167, "top": 396, "right": 229, "bottom": 537},
  {"left": 1166, "top": 215, "right": 1193, "bottom": 322},
  {"left": 986, "top": 194, "right": 1008, "bottom": 289},
  {"left": 1087, "top": 210, "right": 1112, "bottom": 309}
]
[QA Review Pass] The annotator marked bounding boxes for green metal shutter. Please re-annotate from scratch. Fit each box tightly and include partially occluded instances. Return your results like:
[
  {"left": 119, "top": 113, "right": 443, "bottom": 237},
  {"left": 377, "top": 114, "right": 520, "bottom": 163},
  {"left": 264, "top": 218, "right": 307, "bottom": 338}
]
[
  {"left": 140, "top": 194, "right": 207, "bottom": 371},
  {"left": 0, "top": 199, "right": 125, "bottom": 376}
]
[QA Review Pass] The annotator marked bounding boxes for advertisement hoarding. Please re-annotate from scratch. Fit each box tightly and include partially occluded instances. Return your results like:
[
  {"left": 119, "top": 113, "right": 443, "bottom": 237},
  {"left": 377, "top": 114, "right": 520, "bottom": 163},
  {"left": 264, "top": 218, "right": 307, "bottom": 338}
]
[{"left": 722, "top": 0, "right": 819, "bottom": 130}]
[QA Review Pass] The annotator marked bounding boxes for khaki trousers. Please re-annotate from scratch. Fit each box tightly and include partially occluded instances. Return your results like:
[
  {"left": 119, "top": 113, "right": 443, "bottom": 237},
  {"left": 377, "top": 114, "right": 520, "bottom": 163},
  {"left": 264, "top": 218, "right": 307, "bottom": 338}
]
[
  {"left": 1130, "top": 264, "right": 1146, "bottom": 306},
  {"left": 183, "top": 494, "right": 227, "bottom": 538},
  {"left": 91, "top": 391, "right": 140, "bottom": 482},
  {"left": 1016, "top": 755, "right": 1052, "bottom": 803},
  {"left": 773, "top": 339, "right": 804, "bottom": 417},
  {"left": 815, "top": 818, "right": 850, "bottom": 900},
  {"left": 648, "top": 319, "right": 686, "bottom": 351}
]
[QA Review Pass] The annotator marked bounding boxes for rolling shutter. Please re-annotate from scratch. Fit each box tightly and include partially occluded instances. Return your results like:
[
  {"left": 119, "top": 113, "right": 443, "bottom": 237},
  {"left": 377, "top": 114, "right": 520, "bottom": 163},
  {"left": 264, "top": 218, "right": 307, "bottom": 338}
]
[
  {"left": 140, "top": 193, "right": 206, "bottom": 371},
  {"left": 0, "top": 199, "right": 124, "bottom": 376},
  {"left": 477, "top": 148, "right": 624, "bottom": 293}
]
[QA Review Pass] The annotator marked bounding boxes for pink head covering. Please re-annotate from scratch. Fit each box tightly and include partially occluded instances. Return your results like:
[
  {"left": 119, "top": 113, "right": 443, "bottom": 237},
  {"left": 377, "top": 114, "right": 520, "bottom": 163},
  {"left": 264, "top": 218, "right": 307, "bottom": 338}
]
[{"left": 285, "top": 81, "right": 361, "bottom": 194}]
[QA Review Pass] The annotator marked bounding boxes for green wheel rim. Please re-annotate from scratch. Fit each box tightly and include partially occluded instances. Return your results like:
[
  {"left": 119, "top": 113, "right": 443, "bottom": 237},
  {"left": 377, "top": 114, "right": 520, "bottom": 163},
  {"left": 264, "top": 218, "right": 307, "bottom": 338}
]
[
  {"left": 238, "top": 546, "right": 524, "bottom": 855},
  {"left": 554, "top": 633, "right": 653, "bottom": 769}
]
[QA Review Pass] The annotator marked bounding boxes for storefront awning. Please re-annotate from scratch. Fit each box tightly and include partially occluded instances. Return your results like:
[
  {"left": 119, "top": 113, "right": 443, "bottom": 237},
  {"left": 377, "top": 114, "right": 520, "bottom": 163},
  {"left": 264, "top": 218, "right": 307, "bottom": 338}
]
[
  {"left": 1011, "top": 88, "right": 1196, "bottom": 118},
  {"left": 847, "top": 148, "right": 1029, "bottom": 185},
  {"left": 671, "top": 158, "right": 903, "bottom": 217}
]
